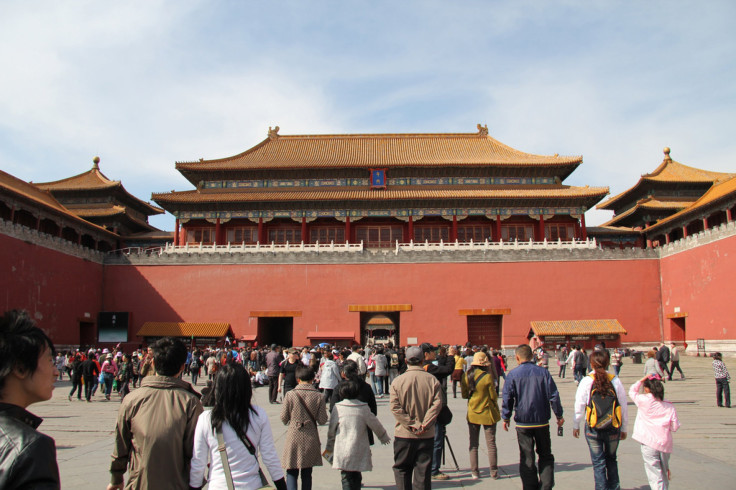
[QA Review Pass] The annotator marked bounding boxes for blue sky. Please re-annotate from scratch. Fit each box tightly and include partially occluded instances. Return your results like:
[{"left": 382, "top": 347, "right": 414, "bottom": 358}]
[{"left": 1, "top": 1, "right": 734, "bottom": 229}]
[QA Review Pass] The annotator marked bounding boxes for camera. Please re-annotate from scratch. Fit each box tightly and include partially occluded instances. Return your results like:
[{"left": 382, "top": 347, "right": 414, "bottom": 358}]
[{"left": 557, "top": 426, "right": 563, "bottom": 437}]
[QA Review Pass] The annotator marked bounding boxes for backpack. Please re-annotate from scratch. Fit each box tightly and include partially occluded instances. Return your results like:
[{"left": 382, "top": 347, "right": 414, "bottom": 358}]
[
  {"left": 390, "top": 352, "right": 399, "bottom": 368},
  {"left": 190, "top": 356, "right": 199, "bottom": 369},
  {"left": 585, "top": 373, "right": 622, "bottom": 430}
]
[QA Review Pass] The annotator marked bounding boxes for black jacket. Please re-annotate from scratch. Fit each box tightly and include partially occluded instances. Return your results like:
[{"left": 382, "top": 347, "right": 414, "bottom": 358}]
[{"left": 0, "top": 403, "right": 60, "bottom": 490}]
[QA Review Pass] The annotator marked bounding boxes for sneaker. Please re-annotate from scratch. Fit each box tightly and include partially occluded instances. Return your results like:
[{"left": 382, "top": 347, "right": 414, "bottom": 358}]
[
  {"left": 431, "top": 473, "right": 450, "bottom": 481},
  {"left": 471, "top": 471, "right": 480, "bottom": 480},
  {"left": 68, "top": 395, "right": 71, "bottom": 401}
]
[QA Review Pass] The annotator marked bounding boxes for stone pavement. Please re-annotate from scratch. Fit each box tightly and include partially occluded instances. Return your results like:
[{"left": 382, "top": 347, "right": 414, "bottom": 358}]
[{"left": 33, "top": 355, "right": 736, "bottom": 489}]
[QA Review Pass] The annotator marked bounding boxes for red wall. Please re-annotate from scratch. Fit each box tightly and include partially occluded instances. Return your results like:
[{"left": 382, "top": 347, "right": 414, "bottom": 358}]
[
  {"left": 0, "top": 234, "right": 103, "bottom": 344},
  {"left": 103, "top": 259, "right": 662, "bottom": 347},
  {"left": 660, "top": 234, "right": 736, "bottom": 342}
]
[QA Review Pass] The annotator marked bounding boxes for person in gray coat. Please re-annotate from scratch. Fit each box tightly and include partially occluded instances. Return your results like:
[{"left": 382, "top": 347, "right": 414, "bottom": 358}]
[{"left": 325, "top": 380, "right": 391, "bottom": 489}]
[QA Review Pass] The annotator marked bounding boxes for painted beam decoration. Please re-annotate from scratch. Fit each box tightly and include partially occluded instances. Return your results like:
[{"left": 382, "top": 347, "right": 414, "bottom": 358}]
[
  {"left": 175, "top": 206, "right": 586, "bottom": 221},
  {"left": 202, "top": 175, "right": 557, "bottom": 189}
]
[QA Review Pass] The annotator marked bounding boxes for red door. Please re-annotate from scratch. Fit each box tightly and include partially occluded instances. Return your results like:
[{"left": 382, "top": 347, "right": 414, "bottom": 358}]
[{"left": 467, "top": 315, "right": 502, "bottom": 348}]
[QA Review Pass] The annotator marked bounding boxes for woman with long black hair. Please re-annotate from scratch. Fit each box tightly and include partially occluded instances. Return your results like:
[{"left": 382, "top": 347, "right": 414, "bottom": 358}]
[
  {"left": 572, "top": 350, "right": 629, "bottom": 490},
  {"left": 189, "top": 362, "right": 286, "bottom": 490}
]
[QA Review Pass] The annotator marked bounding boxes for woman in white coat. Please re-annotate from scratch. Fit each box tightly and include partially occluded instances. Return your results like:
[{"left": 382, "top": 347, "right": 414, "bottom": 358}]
[{"left": 324, "top": 380, "right": 390, "bottom": 490}]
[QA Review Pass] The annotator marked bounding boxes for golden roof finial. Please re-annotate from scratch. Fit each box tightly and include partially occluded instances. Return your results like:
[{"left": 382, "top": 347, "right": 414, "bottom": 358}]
[
  {"left": 663, "top": 147, "right": 671, "bottom": 161},
  {"left": 93, "top": 156, "right": 100, "bottom": 170}
]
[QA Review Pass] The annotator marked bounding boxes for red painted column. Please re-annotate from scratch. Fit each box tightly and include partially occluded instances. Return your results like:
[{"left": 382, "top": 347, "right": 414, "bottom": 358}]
[
  {"left": 258, "top": 218, "right": 265, "bottom": 243},
  {"left": 301, "top": 217, "right": 308, "bottom": 243},
  {"left": 345, "top": 216, "right": 351, "bottom": 244},
  {"left": 408, "top": 216, "right": 414, "bottom": 242},
  {"left": 703, "top": 217, "right": 709, "bottom": 230},
  {"left": 538, "top": 215, "right": 545, "bottom": 241},
  {"left": 9, "top": 204, "right": 15, "bottom": 223},
  {"left": 495, "top": 214, "right": 502, "bottom": 242},
  {"left": 665, "top": 233, "right": 670, "bottom": 244},
  {"left": 215, "top": 219, "right": 221, "bottom": 245},
  {"left": 727, "top": 208, "right": 733, "bottom": 222},
  {"left": 581, "top": 214, "right": 588, "bottom": 240},
  {"left": 452, "top": 215, "right": 458, "bottom": 241},
  {"left": 682, "top": 225, "right": 688, "bottom": 238},
  {"left": 174, "top": 219, "right": 179, "bottom": 246}
]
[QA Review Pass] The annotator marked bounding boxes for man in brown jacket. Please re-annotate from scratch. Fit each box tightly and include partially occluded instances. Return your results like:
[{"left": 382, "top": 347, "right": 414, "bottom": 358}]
[
  {"left": 389, "top": 346, "right": 442, "bottom": 490},
  {"left": 107, "top": 337, "right": 203, "bottom": 490}
]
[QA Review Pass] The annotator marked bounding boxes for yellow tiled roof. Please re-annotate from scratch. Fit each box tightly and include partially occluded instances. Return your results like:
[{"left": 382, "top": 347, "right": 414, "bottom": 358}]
[
  {"left": 176, "top": 127, "right": 582, "bottom": 172},
  {"left": 35, "top": 161, "right": 164, "bottom": 215},
  {"left": 646, "top": 175, "right": 736, "bottom": 232},
  {"left": 600, "top": 197, "right": 692, "bottom": 227},
  {"left": 153, "top": 185, "right": 609, "bottom": 204},
  {"left": 598, "top": 149, "right": 735, "bottom": 211},
  {"left": 0, "top": 169, "right": 118, "bottom": 237},
  {"left": 530, "top": 319, "right": 627, "bottom": 336},
  {"left": 35, "top": 165, "right": 120, "bottom": 191},
  {"left": 137, "top": 322, "right": 231, "bottom": 338}
]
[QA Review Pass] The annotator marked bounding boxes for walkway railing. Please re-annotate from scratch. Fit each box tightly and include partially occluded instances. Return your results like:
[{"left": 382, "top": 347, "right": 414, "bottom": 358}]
[
  {"left": 110, "top": 238, "right": 598, "bottom": 256},
  {"left": 394, "top": 237, "right": 598, "bottom": 254},
  {"left": 160, "top": 241, "right": 364, "bottom": 254}
]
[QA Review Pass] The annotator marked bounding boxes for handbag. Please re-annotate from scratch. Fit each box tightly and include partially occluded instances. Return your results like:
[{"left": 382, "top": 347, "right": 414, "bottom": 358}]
[{"left": 215, "top": 426, "right": 274, "bottom": 490}]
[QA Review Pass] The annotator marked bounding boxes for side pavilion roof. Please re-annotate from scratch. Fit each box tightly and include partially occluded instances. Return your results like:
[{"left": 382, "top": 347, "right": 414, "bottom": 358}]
[
  {"left": 34, "top": 158, "right": 164, "bottom": 216},
  {"left": 598, "top": 148, "right": 735, "bottom": 211}
]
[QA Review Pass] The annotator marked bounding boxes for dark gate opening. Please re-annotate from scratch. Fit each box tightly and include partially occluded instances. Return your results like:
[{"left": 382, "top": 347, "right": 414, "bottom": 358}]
[
  {"left": 257, "top": 317, "right": 293, "bottom": 347},
  {"left": 467, "top": 315, "right": 502, "bottom": 348},
  {"left": 670, "top": 318, "right": 686, "bottom": 344},
  {"left": 79, "top": 321, "right": 96, "bottom": 349}
]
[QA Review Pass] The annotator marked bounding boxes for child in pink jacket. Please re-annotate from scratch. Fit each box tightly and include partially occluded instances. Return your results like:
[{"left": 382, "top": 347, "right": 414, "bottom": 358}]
[{"left": 629, "top": 375, "right": 680, "bottom": 489}]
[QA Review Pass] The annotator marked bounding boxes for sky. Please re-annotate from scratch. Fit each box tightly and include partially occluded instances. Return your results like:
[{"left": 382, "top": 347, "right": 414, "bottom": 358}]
[{"left": 1, "top": 1, "right": 734, "bottom": 230}]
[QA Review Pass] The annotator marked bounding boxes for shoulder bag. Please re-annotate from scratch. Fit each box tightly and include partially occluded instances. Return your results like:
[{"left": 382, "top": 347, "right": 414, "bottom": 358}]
[{"left": 215, "top": 426, "right": 274, "bottom": 490}]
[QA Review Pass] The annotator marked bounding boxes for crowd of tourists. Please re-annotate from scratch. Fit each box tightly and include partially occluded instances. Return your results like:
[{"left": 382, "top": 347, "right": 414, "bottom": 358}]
[{"left": 0, "top": 308, "right": 733, "bottom": 489}]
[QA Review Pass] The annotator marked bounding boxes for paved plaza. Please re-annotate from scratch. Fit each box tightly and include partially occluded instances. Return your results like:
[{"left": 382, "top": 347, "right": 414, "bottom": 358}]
[{"left": 35, "top": 354, "right": 736, "bottom": 489}]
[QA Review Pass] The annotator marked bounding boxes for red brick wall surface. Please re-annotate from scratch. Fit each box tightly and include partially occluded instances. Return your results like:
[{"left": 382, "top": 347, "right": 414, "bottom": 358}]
[
  {"left": 659, "top": 234, "right": 736, "bottom": 342},
  {"left": 0, "top": 233, "right": 103, "bottom": 344},
  {"left": 103, "top": 259, "right": 662, "bottom": 347}
]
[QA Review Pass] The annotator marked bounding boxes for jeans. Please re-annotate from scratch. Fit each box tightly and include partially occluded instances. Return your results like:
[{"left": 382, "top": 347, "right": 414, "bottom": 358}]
[
  {"left": 558, "top": 363, "right": 566, "bottom": 378},
  {"left": 393, "top": 437, "right": 433, "bottom": 490},
  {"left": 612, "top": 364, "right": 621, "bottom": 376},
  {"left": 286, "top": 467, "right": 312, "bottom": 490},
  {"left": 103, "top": 372, "right": 114, "bottom": 397},
  {"left": 585, "top": 425, "right": 621, "bottom": 490},
  {"left": 468, "top": 422, "right": 497, "bottom": 475},
  {"left": 191, "top": 367, "right": 200, "bottom": 386},
  {"left": 640, "top": 444, "right": 669, "bottom": 489},
  {"left": 374, "top": 375, "right": 386, "bottom": 396},
  {"left": 716, "top": 378, "right": 731, "bottom": 407},
  {"left": 431, "top": 422, "right": 446, "bottom": 475},
  {"left": 340, "top": 470, "right": 362, "bottom": 490},
  {"left": 388, "top": 368, "right": 399, "bottom": 385},
  {"left": 574, "top": 366, "right": 586, "bottom": 383},
  {"left": 516, "top": 425, "right": 554, "bottom": 490}
]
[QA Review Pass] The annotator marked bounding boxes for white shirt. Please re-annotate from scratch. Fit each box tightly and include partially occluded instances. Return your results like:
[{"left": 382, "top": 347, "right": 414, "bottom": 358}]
[
  {"left": 190, "top": 406, "right": 284, "bottom": 489},
  {"left": 348, "top": 351, "right": 367, "bottom": 375},
  {"left": 572, "top": 373, "right": 629, "bottom": 432}
]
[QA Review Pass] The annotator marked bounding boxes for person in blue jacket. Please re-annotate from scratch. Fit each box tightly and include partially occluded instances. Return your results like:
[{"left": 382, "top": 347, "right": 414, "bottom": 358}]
[{"left": 502, "top": 344, "right": 564, "bottom": 490}]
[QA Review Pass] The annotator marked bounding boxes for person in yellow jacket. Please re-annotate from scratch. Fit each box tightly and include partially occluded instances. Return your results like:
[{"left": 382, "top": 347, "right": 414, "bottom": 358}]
[{"left": 461, "top": 351, "right": 500, "bottom": 480}]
